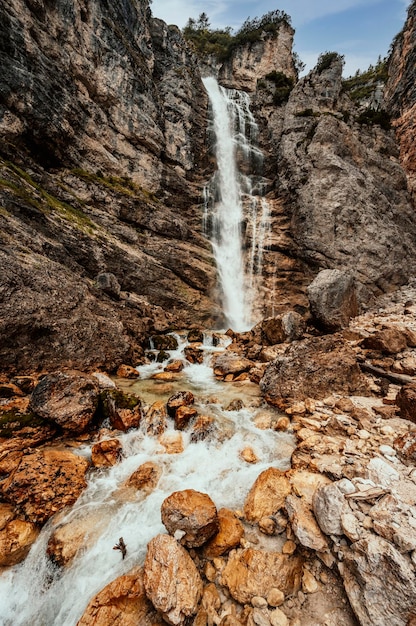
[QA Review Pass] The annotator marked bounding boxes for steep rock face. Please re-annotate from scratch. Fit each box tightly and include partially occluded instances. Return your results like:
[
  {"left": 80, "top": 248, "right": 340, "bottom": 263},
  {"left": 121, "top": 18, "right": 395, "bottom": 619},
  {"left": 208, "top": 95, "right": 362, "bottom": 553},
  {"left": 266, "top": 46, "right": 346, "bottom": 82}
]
[
  {"left": 385, "top": 0, "right": 416, "bottom": 200},
  {"left": 0, "top": 0, "right": 219, "bottom": 373},
  {"left": 219, "top": 23, "right": 296, "bottom": 92},
  {"left": 254, "top": 57, "right": 416, "bottom": 303},
  {"left": 0, "top": 0, "right": 207, "bottom": 191}
]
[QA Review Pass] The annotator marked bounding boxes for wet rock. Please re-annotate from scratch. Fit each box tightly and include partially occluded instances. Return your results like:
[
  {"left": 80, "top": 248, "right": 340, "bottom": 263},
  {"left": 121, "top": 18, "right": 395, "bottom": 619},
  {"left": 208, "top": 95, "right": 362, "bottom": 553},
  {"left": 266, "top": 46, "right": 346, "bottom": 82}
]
[
  {"left": 123, "top": 461, "right": 162, "bottom": 493},
  {"left": 91, "top": 439, "right": 122, "bottom": 468},
  {"left": 260, "top": 335, "right": 368, "bottom": 404},
  {"left": 240, "top": 447, "right": 259, "bottom": 464},
  {"left": 220, "top": 548, "right": 303, "bottom": 604},
  {"left": 203, "top": 508, "right": 244, "bottom": 558},
  {"left": 339, "top": 535, "right": 416, "bottom": 626},
  {"left": 307, "top": 269, "right": 358, "bottom": 332},
  {"left": 29, "top": 372, "right": 100, "bottom": 434},
  {"left": 174, "top": 405, "right": 198, "bottom": 431},
  {"left": 190, "top": 416, "right": 218, "bottom": 443},
  {"left": 166, "top": 391, "right": 195, "bottom": 418},
  {"left": 0, "top": 448, "right": 89, "bottom": 524},
  {"left": 244, "top": 468, "right": 291, "bottom": 523},
  {"left": 143, "top": 534, "right": 203, "bottom": 626},
  {"left": 184, "top": 345, "right": 205, "bottom": 364},
  {"left": 164, "top": 360, "right": 184, "bottom": 373},
  {"left": 116, "top": 364, "right": 140, "bottom": 379},
  {"left": 187, "top": 329, "right": 204, "bottom": 343},
  {"left": 100, "top": 388, "right": 143, "bottom": 432},
  {"left": 47, "top": 511, "right": 106, "bottom": 567},
  {"left": 161, "top": 489, "right": 218, "bottom": 548},
  {"left": 159, "top": 433, "right": 184, "bottom": 454},
  {"left": 395, "top": 384, "right": 416, "bottom": 423},
  {"left": 226, "top": 399, "right": 245, "bottom": 411},
  {"left": 92, "top": 373, "right": 117, "bottom": 390},
  {"left": 362, "top": 326, "right": 409, "bottom": 354},
  {"left": 144, "top": 401, "right": 168, "bottom": 436},
  {"left": 77, "top": 567, "right": 162, "bottom": 626},
  {"left": 0, "top": 518, "right": 39, "bottom": 566},
  {"left": 151, "top": 335, "right": 179, "bottom": 351},
  {"left": 213, "top": 353, "right": 254, "bottom": 379}
]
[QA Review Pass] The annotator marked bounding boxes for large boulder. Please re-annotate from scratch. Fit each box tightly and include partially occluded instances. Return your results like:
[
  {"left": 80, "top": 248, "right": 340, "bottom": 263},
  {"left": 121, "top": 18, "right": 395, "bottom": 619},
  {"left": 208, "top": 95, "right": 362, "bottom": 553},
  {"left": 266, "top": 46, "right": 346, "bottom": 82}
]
[
  {"left": 396, "top": 384, "right": 416, "bottom": 423},
  {"left": 307, "top": 269, "right": 358, "bottom": 331},
  {"left": 203, "top": 508, "right": 244, "bottom": 558},
  {"left": 166, "top": 391, "right": 195, "bottom": 418},
  {"left": 253, "top": 312, "right": 305, "bottom": 345},
  {"left": 339, "top": 535, "right": 416, "bottom": 626},
  {"left": 244, "top": 468, "right": 291, "bottom": 523},
  {"left": 143, "top": 534, "right": 203, "bottom": 626},
  {"left": 161, "top": 490, "right": 218, "bottom": 548},
  {"left": 0, "top": 516, "right": 39, "bottom": 566},
  {"left": 0, "top": 448, "right": 89, "bottom": 524},
  {"left": 361, "top": 326, "right": 409, "bottom": 354},
  {"left": 77, "top": 567, "right": 162, "bottom": 626},
  {"left": 29, "top": 372, "right": 100, "bottom": 434},
  {"left": 260, "top": 335, "right": 369, "bottom": 404},
  {"left": 220, "top": 548, "right": 303, "bottom": 604},
  {"left": 212, "top": 353, "right": 254, "bottom": 379}
]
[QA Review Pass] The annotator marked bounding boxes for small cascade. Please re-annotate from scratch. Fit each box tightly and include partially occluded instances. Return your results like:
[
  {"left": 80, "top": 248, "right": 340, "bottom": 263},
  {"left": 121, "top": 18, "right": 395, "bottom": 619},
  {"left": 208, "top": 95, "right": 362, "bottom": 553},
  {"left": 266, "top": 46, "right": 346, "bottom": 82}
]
[
  {"left": 0, "top": 334, "right": 295, "bottom": 625},
  {"left": 203, "top": 76, "right": 271, "bottom": 331}
]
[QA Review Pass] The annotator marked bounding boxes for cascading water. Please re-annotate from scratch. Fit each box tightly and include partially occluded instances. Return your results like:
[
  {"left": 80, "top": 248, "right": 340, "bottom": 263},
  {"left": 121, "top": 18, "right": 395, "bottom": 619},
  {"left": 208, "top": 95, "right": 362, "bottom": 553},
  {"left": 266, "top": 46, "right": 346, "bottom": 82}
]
[
  {"left": 203, "top": 76, "right": 271, "bottom": 331},
  {"left": 0, "top": 333, "right": 295, "bottom": 625}
]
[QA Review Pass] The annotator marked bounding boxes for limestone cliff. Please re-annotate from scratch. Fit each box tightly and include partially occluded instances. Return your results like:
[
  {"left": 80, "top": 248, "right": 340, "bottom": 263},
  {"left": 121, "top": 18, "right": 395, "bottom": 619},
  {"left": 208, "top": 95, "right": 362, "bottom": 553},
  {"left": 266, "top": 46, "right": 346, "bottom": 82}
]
[
  {"left": 0, "top": 0, "right": 217, "bottom": 373},
  {"left": 384, "top": 0, "right": 416, "bottom": 200},
  {"left": 218, "top": 21, "right": 296, "bottom": 92},
  {"left": 252, "top": 55, "right": 416, "bottom": 306}
]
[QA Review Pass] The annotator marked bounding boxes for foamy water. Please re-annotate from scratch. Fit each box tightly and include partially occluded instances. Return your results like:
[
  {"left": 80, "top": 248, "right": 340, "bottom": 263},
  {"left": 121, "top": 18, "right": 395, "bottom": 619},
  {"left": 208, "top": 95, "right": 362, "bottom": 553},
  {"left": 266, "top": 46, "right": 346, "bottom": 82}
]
[{"left": 0, "top": 335, "right": 294, "bottom": 625}]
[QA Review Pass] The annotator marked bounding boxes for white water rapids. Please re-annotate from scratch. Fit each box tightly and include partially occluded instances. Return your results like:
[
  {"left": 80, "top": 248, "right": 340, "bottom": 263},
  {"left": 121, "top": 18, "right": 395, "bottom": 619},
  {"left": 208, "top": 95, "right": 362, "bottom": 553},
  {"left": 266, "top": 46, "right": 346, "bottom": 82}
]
[
  {"left": 0, "top": 334, "right": 294, "bottom": 625},
  {"left": 203, "top": 77, "right": 271, "bottom": 332}
]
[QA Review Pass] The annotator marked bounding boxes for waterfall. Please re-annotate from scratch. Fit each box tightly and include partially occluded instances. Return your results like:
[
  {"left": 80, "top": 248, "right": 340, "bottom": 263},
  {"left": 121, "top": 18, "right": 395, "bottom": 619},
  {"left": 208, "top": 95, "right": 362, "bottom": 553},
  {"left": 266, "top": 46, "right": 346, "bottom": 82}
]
[{"left": 202, "top": 77, "right": 271, "bottom": 332}]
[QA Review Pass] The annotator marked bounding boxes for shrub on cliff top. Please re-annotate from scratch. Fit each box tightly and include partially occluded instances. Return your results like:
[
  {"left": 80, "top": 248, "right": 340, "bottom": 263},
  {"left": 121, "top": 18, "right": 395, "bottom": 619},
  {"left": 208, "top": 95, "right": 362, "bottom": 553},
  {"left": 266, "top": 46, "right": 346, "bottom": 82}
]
[
  {"left": 316, "top": 51, "right": 345, "bottom": 74},
  {"left": 183, "top": 10, "right": 292, "bottom": 62}
]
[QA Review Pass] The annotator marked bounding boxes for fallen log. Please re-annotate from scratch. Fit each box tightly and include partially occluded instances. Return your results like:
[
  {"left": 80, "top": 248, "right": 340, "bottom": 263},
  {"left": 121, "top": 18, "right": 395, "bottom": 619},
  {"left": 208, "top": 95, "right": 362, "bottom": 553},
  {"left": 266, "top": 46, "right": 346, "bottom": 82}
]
[{"left": 360, "top": 361, "right": 414, "bottom": 385}]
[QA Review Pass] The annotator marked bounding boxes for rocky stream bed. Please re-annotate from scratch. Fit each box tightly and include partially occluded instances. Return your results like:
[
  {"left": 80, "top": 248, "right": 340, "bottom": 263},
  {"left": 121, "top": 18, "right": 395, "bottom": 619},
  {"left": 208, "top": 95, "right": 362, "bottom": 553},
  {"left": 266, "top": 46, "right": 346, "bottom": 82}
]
[{"left": 1, "top": 281, "right": 416, "bottom": 625}]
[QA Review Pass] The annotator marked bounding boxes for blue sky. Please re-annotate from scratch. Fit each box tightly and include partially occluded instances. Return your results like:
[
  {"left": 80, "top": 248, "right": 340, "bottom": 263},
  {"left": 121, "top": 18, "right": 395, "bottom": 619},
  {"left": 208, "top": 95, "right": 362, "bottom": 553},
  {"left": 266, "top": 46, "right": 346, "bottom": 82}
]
[{"left": 151, "top": 0, "right": 411, "bottom": 76}]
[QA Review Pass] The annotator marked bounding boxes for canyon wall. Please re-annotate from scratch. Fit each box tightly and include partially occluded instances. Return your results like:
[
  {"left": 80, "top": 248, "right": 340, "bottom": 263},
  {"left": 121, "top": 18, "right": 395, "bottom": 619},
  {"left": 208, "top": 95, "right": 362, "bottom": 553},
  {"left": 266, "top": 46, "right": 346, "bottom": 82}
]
[
  {"left": 384, "top": 0, "right": 416, "bottom": 200},
  {"left": 0, "top": 0, "right": 218, "bottom": 373}
]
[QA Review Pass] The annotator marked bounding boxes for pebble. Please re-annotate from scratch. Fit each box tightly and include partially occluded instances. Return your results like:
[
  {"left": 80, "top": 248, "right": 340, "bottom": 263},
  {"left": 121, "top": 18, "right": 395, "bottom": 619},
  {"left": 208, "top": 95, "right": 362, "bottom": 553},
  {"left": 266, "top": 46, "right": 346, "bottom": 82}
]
[
  {"left": 302, "top": 569, "right": 319, "bottom": 594},
  {"left": 379, "top": 445, "right": 396, "bottom": 457},
  {"left": 282, "top": 540, "right": 297, "bottom": 555},
  {"left": 267, "top": 588, "right": 285, "bottom": 607},
  {"left": 252, "top": 596, "right": 268, "bottom": 608},
  {"left": 270, "top": 608, "right": 289, "bottom": 626},
  {"left": 252, "top": 608, "right": 271, "bottom": 626}
]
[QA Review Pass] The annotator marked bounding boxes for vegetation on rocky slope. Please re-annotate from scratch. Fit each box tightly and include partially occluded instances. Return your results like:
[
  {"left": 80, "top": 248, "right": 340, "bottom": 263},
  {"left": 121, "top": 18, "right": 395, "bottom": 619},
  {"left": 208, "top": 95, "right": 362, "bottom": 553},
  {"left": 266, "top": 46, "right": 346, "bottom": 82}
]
[{"left": 182, "top": 10, "right": 292, "bottom": 62}]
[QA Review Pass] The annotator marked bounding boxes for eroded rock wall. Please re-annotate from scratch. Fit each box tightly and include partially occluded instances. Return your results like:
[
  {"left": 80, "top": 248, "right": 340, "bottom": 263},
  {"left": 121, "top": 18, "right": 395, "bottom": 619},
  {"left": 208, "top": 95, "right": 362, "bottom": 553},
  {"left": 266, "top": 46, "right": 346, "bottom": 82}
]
[
  {"left": 385, "top": 0, "right": 416, "bottom": 200},
  {"left": 253, "top": 56, "right": 416, "bottom": 306},
  {"left": 0, "top": 0, "right": 218, "bottom": 373}
]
